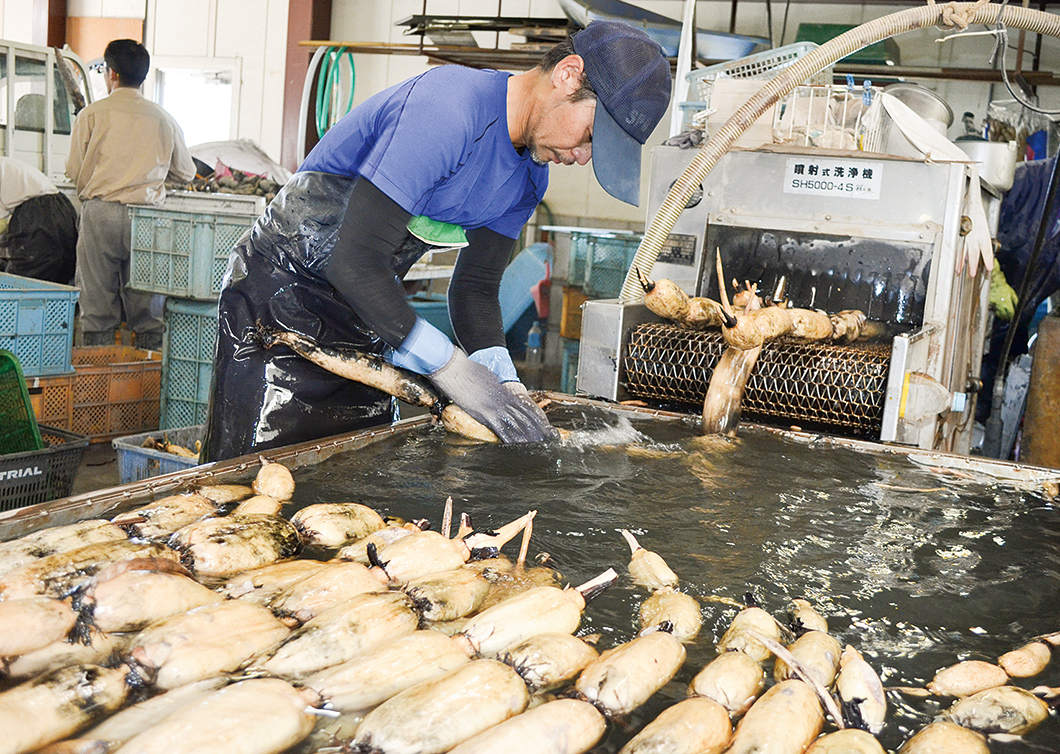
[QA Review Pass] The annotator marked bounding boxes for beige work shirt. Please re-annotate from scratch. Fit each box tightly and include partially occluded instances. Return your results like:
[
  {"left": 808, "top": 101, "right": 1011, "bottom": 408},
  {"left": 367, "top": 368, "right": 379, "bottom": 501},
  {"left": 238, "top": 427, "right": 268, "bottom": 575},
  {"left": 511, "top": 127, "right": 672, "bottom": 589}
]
[
  {"left": 66, "top": 87, "right": 196, "bottom": 206},
  {"left": 0, "top": 157, "right": 58, "bottom": 219}
]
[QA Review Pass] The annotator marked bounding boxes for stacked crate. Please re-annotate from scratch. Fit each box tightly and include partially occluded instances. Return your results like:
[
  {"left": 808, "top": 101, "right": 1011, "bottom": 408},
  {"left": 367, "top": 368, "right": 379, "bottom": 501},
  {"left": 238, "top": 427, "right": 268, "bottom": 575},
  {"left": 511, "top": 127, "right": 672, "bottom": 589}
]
[
  {"left": 28, "top": 346, "right": 161, "bottom": 442},
  {"left": 0, "top": 278, "right": 89, "bottom": 507},
  {"left": 0, "top": 273, "right": 79, "bottom": 378},
  {"left": 127, "top": 192, "right": 264, "bottom": 430}
]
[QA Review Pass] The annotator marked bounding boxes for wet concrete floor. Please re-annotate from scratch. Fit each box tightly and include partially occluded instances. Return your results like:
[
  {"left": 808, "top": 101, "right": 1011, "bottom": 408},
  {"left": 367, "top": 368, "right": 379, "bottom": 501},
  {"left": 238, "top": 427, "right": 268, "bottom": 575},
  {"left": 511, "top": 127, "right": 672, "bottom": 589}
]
[{"left": 71, "top": 442, "right": 122, "bottom": 498}]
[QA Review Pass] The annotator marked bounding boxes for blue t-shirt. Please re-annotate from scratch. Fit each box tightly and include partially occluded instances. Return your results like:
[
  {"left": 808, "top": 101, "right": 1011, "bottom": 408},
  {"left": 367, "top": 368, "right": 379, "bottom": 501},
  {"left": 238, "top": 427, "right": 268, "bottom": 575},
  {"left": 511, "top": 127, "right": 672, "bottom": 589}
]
[{"left": 300, "top": 66, "right": 548, "bottom": 240}]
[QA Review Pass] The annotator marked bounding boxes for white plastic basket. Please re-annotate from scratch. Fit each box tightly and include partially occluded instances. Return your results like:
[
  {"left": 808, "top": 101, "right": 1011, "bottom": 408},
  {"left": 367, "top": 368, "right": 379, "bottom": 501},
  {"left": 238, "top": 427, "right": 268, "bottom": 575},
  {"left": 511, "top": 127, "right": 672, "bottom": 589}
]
[
  {"left": 686, "top": 42, "right": 831, "bottom": 107},
  {"left": 772, "top": 84, "right": 884, "bottom": 152}
]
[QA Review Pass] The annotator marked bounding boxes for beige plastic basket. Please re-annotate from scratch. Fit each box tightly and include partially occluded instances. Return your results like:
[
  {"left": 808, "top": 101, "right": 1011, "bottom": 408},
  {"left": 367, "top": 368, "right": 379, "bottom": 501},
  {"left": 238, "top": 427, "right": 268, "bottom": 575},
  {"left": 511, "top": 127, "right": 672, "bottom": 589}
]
[
  {"left": 686, "top": 42, "right": 832, "bottom": 108},
  {"left": 772, "top": 85, "right": 884, "bottom": 152}
]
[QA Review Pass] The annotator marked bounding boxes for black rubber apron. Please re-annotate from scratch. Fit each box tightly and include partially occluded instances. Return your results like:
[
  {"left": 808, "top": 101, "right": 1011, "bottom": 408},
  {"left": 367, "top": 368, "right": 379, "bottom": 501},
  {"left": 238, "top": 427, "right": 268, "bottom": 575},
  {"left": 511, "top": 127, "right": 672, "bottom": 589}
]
[{"left": 202, "top": 172, "right": 436, "bottom": 462}]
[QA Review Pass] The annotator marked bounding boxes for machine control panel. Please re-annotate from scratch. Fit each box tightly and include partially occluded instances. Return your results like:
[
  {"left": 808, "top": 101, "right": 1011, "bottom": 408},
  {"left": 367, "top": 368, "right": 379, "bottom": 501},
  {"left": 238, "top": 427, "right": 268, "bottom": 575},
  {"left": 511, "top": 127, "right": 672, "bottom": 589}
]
[{"left": 658, "top": 234, "right": 697, "bottom": 266}]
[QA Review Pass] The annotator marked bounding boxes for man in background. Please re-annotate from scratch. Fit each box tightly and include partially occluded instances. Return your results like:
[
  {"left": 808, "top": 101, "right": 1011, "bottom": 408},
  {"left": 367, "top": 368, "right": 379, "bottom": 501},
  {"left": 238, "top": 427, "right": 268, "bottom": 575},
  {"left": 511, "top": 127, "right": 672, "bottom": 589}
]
[
  {"left": 0, "top": 156, "right": 77, "bottom": 285},
  {"left": 66, "top": 38, "right": 195, "bottom": 350}
]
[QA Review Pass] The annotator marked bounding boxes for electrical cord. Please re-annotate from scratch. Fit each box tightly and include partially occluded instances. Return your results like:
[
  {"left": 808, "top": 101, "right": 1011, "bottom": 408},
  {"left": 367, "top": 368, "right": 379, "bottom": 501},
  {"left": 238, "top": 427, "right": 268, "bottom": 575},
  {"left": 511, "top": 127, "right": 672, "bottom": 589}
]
[{"left": 990, "top": 0, "right": 1060, "bottom": 116}]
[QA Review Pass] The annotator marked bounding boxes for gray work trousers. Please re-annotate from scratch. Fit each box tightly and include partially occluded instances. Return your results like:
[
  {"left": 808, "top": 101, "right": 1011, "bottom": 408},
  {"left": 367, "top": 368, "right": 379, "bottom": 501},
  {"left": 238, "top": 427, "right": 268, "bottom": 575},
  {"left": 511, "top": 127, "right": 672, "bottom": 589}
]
[{"left": 74, "top": 199, "right": 162, "bottom": 340}]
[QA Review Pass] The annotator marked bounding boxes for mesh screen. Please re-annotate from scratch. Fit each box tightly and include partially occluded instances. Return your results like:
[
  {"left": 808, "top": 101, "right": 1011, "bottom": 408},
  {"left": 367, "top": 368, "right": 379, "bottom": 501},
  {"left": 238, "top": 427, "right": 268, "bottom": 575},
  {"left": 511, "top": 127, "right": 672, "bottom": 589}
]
[
  {"left": 175, "top": 221, "right": 192, "bottom": 254},
  {"left": 41, "top": 335, "right": 66, "bottom": 370},
  {"left": 623, "top": 323, "right": 892, "bottom": 438},
  {"left": 37, "top": 378, "right": 73, "bottom": 427},
  {"left": 161, "top": 398, "right": 207, "bottom": 430},
  {"left": 170, "top": 257, "right": 191, "bottom": 289},
  {"left": 0, "top": 302, "right": 15, "bottom": 332}
]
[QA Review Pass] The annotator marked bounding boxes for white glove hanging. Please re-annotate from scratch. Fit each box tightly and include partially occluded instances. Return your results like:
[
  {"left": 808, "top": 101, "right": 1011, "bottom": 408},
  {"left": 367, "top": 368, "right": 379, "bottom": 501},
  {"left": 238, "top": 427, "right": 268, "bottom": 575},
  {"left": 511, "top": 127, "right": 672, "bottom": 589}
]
[{"left": 880, "top": 92, "right": 994, "bottom": 276}]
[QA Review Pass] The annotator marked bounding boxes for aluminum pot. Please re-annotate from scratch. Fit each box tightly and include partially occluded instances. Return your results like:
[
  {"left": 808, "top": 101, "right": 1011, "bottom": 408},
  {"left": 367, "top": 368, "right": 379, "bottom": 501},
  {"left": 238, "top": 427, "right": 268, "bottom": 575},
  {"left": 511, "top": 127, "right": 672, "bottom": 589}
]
[
  {"left": 880, "top": 83, "right": 954, "bottom": 158},
  {"left": 883, "top": 83, "right": 954, "bottom": 134},
  {"left": 956, "top": 139, "right": 1018, "bottom": 191}
]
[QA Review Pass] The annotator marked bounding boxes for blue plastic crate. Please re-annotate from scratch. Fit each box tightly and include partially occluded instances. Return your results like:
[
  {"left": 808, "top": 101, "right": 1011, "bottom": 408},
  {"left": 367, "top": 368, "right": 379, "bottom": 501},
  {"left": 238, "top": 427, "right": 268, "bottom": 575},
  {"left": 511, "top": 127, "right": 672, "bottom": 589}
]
[
  {"left": 583, "top": 234, "right": 642, "bottom": 299},
  {"left": 567, "top": 231, "right": 640, "bottom": 296},
  {"left": 568, "top": 233, "right": 590, "bottom": 288},
  {"left": 686, "top": 42, "right": 827, "bottom": 104},
  {"left": 161, "top": 298, "right": 217, "bottom": 429},
  {"left": 0, "top": 273, "right": 78, "bottom": 377},
  {"left": 129, "top": 194, "right": 263, "bottom": 301},
  {"left": 112, "top": 424, "right": 203, "bottom": 484}
]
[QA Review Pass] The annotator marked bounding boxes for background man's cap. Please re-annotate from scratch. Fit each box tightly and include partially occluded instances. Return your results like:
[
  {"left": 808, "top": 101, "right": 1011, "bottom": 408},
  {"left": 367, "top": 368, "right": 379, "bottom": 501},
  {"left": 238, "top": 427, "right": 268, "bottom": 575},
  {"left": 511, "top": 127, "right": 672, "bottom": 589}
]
[{"left": 572, "top": 20, "right": 672, "bottom": 206}]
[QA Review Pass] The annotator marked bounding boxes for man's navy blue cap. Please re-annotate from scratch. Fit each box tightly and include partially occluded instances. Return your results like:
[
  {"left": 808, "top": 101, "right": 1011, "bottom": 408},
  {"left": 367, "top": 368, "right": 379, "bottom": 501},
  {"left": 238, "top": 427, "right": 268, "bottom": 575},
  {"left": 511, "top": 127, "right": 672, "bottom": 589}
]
[{"left": 572, "top": 20, "right": 672, "bottom": 206}]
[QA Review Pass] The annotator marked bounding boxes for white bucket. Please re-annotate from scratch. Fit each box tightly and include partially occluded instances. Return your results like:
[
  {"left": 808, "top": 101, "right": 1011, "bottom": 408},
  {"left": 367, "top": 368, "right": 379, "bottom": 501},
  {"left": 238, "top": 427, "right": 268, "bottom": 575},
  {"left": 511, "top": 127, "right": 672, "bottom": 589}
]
[{"left": 956, "top": 139, "right": 1019, "bottom": 191}]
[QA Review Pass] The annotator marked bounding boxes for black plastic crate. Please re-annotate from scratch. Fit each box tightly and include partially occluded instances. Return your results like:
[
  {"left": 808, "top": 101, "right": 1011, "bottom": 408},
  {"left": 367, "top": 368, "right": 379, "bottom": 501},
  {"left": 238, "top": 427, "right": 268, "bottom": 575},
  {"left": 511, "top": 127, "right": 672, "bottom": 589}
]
[{"left": 0, "top": 426, "right": 89, "bottom": 512}]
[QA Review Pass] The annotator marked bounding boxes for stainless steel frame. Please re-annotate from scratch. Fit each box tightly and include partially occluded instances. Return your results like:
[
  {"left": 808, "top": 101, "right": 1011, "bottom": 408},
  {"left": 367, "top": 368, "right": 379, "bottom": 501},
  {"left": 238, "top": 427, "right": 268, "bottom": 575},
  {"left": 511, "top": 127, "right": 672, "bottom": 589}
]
[{"left": 579, "top": 144, "right": 994, "bottom": 453}]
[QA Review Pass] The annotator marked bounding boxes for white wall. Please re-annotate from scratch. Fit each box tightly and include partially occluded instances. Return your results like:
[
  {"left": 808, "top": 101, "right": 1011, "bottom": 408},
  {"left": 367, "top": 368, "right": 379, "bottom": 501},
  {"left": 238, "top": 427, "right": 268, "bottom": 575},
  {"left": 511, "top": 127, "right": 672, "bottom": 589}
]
[
  {"left": 0, "top": 0, "right": 34, "bottom": 43},
  {"left": 331, "top": 0, "right": 1060, "bottom": 230},
  {"left": 143, "top": 0, "right": 288, "bottom": 162}
]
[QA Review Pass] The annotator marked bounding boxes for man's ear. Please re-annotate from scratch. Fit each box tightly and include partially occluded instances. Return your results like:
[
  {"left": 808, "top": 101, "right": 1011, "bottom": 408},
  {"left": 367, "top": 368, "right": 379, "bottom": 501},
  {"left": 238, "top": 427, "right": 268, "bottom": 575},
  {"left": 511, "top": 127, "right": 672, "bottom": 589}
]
[{"left": 551, "top": 54, "right": 586, "bottom": 97}]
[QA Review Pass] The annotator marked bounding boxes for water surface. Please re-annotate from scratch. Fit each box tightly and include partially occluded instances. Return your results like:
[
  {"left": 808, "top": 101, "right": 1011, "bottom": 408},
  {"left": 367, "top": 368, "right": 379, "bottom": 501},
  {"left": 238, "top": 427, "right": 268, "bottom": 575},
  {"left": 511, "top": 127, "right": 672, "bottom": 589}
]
[{"left": 293, "top": 404, "right": 1060, "bottom": 752}]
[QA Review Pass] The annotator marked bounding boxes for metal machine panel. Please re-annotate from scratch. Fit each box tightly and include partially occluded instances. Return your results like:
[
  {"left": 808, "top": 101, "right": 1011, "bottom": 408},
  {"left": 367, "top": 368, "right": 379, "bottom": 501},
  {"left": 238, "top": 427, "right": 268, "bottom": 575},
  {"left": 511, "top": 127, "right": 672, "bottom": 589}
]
[
  {"left": 708, "top": 147, "right": 957, "bottom": 243},
  {"left": 644, "top": 146, "right": 719, "bottom": 294},
  {"left": 584, "top": 145, "right": 991, "bottom": 453},
  {"left": 577, "top": 300, "right": 660, "bottom": 402}
]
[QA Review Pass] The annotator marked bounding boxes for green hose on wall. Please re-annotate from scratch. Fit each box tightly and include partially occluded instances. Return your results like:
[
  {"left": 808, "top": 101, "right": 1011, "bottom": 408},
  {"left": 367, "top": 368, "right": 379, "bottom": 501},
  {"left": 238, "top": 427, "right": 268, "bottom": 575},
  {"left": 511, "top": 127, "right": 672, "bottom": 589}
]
[{"left": 314, "top": 46, "right": 356, "bottom": 139}]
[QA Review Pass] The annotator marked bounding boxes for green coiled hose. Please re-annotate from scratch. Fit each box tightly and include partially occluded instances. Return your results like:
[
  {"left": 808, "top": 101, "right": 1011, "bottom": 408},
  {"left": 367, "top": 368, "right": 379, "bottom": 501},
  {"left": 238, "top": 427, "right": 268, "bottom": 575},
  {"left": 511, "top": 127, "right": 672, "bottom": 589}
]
[{"left": 314, "top": 46, "right": 355, "bottom": 139}]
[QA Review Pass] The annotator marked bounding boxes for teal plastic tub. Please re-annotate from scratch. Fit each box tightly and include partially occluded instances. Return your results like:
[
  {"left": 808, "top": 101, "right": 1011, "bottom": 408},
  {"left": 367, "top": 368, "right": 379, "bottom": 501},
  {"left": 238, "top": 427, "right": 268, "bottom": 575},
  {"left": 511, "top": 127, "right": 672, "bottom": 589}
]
[
  {"left": 0, "top": 272, "right": 79, "bottom": 377},
  {"left": 161, "top": 298, "right": 217, "bottom": 429}
]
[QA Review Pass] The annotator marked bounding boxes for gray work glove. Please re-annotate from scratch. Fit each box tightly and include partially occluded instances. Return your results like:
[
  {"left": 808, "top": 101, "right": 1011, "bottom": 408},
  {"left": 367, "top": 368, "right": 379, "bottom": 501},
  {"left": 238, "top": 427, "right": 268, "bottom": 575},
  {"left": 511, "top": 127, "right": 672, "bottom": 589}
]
[
  {"left": 503, "top": 381, "right": 555, "bottom": 435},
  {"left": 662, "top": 129, "right": 704, "bottom": 149},
  {"left": 429, "top": 350, "right": 556, "bottom": 444}
]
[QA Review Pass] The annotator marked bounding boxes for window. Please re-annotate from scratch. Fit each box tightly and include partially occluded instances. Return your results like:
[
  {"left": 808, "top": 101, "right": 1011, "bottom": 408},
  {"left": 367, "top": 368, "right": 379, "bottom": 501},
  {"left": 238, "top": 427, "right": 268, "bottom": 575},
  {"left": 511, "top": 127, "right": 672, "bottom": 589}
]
[{"left": 153, "top": 66, "right": 235, "bottom": 148}]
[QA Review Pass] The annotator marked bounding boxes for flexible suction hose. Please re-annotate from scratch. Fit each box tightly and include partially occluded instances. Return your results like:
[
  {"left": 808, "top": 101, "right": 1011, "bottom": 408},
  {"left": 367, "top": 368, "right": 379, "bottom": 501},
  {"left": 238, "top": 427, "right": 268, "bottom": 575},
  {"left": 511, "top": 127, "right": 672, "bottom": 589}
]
[{"left": 619, "top": 2, "right": 1060, "bottom": 302}]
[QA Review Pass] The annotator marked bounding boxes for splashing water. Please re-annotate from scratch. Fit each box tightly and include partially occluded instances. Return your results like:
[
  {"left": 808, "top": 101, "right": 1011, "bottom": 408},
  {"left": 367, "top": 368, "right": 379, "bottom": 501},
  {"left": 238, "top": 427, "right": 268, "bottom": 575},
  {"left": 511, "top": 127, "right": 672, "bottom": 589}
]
[{"left": 559, "top": 414, "right": 653, "bottom": 449}]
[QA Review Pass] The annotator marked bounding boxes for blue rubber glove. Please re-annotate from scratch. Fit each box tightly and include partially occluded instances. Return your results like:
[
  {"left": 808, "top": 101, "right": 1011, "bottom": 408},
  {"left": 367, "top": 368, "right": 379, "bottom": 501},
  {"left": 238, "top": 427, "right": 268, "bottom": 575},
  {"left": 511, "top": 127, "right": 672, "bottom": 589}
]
[
  {"left": 468, "top": 345, "right": 519, "bottom": 383},
  {"left": 429, "top": 349, "right": 555, "bottom": 444},
  {"left": 387, "top": 318, "right": 454, "bottom": 375}
]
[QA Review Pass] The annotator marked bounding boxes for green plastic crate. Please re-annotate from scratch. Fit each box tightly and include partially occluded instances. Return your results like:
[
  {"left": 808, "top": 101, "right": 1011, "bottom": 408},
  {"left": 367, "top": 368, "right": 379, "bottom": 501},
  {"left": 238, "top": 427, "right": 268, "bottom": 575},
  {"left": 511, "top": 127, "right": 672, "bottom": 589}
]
[
  {"left": 0, "top": 272, "right": 78, "bottom": 377},
  {"left": 0, "top": 349, "right": 44, "bottom": 454},
  {"left": 129, "top": 194, "right": 262, "bottom": 301},
  {"left": 161, "top": 298, "right": 217, "bottom": 429}
]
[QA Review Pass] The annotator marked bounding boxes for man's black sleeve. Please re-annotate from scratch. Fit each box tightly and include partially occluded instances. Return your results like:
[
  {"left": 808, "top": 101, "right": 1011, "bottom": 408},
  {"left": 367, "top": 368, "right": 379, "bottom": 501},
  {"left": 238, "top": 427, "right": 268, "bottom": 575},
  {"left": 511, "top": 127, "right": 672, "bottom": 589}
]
[
  {"left": 324, "top": 177, "right": 416, "bottom": 349},
  {"left": 447, "top": 227, "right": 517, "bottom": 355}
]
